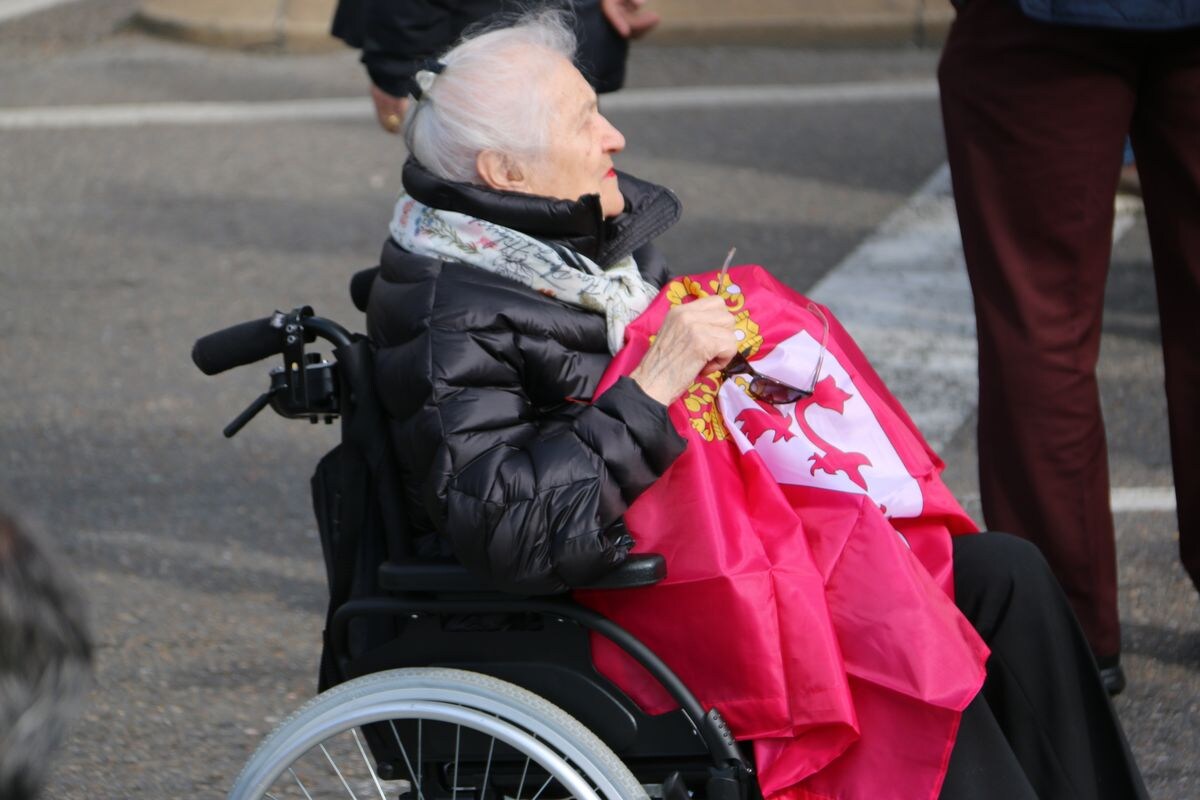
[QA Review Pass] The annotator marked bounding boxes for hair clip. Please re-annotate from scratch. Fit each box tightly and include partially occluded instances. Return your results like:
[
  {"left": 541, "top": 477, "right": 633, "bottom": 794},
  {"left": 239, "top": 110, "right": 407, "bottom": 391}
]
[{"left": 410, "top": 59, "right": 447, "bottom": 101}]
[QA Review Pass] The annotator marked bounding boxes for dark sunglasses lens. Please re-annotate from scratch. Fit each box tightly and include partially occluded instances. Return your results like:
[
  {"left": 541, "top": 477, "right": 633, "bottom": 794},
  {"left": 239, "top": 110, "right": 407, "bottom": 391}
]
[
  {"left": 724, "top": 353, "right": 813, "bottom": 404},
  {"left": 749, "top": 377, "right": 810, "bottom": 405},
  {"left": 723, "top": 352, "right": 749, "bottom": 376}
]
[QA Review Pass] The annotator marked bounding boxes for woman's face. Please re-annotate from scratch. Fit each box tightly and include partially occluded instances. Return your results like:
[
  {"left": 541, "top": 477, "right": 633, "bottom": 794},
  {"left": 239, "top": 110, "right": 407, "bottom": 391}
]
[{"left": 509, "top": 56, "right": 628, "bottom": 218}]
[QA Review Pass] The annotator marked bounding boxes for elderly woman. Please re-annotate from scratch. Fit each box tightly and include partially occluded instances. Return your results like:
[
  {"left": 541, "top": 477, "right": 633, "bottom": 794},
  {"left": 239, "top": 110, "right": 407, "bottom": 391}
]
[
  {"left": 368, "top": 15, "right": 733, "bottom": 590},
  {"left": 364, "top": 11, "right": 1146, "bottom": 800}
]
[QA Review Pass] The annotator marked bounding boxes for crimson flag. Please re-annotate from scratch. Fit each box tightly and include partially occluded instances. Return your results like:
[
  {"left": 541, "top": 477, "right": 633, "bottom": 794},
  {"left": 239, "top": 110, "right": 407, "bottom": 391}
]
[{"left": 577, "top": 266, "right": 989, "bottom": 800}]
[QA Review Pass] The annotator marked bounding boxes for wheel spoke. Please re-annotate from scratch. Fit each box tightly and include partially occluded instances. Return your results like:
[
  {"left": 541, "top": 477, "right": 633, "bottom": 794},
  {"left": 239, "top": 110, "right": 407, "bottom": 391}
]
[
  {"left": 480, "top": 737, "right": 496, "bottom": 800},
  {"left": 528, "top": 773, "right": 555, "bottom": 800},
  {"left": 388, "top": 720, "right": 426, "bottom": 800},
  {"left": 320, "top": 742, "right": 360, "bottom": 799},
  {"left": 288, "top": 767, "right": 315, "bottom": 800},
  {"left": 451, "top": 724, "right": 461, "bottom": 800},
  {"left": 515, "top": 755, "right": 531, "bottom": 800},
  {"left": 351, "top": 727, "right": 389, "bottom": 799}
]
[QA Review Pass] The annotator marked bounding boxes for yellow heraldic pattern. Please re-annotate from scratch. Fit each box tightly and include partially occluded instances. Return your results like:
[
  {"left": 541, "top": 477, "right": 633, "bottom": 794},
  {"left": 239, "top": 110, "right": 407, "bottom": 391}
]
[{"left": 660, "top": 273, "right": 764, "bottom": 442}]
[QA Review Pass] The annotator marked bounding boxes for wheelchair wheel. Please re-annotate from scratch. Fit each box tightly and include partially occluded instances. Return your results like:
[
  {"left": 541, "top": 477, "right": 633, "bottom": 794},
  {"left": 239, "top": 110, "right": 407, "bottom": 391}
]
[{"left": 229, "top": 667, "right": 649, "bottom": 800}]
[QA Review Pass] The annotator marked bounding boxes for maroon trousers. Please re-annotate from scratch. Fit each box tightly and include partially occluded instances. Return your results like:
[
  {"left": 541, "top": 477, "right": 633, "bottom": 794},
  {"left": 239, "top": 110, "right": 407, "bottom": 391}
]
[{"left": 939, "top": 0, "right": 1200, "bottom": 658}]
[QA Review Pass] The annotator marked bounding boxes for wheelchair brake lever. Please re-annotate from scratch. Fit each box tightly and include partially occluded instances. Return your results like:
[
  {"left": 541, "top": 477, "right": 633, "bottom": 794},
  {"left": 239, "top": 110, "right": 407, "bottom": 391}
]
[{"left": 223, "top": 389, "right": 276, "bottom": 438}]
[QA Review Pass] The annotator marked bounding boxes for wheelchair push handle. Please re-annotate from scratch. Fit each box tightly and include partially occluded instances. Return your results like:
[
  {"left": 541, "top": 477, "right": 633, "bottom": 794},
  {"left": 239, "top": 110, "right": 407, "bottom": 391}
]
[
  {"left": 194, "top": 307, "right": 357, "bottom": 436},
  {"left": 192, "top": 313, "right": 293, "bottom": 376}
]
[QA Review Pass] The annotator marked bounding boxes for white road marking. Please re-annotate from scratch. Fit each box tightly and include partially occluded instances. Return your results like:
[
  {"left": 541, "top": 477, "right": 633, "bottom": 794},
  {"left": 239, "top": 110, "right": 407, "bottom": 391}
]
[
  {"left": 1110, "top": 486, "right": 1177, "bottom": 513},
  {"left": 604, "top": 79, "right": 939, "bottom": 111},
  {"left": 0, "top": 98, "right": 374, "bottom": 130},
  {"left": 960, "top": 488, "right": 1176, "bottom": 515},
  {"left": 0, "top": 79, "right": 938, "bottom": 130},
  {"left": 0, "top": 0, "right": 77, "bottom": 24},
  {"left": 807, "top": 164, "right": 972, "bottom": 452}
]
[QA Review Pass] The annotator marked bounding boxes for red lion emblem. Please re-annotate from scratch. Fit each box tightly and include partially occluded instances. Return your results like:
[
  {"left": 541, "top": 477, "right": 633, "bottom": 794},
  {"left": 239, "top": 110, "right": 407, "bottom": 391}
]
[{"left": 735, "top": 374, "right": 872, "bottom": 490}]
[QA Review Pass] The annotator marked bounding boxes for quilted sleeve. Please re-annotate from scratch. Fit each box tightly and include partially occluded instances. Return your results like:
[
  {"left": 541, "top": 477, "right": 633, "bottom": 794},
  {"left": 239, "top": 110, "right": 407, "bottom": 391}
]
[{"left": 427, "top": 325, "right": 686, "bottom": 594}]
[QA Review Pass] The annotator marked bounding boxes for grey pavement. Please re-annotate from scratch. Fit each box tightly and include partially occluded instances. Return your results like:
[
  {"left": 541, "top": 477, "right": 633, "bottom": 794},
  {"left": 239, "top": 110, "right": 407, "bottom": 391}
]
[{"left": 0, "top": 8, "right": 1196, "bottom": 799}]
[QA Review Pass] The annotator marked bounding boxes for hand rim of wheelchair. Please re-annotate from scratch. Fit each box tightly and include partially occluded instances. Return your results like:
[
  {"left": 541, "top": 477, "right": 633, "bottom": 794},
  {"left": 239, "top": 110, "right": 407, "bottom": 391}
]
[{"left": 228, "top": 667, "right": 648, "bottom": 800}]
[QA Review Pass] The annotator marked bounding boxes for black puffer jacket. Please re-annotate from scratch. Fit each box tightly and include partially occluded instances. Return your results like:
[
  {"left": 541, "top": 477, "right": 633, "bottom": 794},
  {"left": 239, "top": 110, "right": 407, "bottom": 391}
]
[{"left": 367, "top": 159, "right": 687, "bottom": 594}]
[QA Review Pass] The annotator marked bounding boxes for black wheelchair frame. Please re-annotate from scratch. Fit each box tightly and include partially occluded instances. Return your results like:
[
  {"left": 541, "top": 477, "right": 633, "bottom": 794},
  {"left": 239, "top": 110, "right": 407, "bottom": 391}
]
[{"left": 194, "top": 300, "right": 761, "bottom": 800}]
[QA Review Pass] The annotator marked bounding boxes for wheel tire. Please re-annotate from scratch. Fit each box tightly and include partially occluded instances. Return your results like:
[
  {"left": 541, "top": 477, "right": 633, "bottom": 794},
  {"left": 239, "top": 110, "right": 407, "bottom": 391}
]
[{"left": 229, "top": 667, "right": 649, "bottom": 799}]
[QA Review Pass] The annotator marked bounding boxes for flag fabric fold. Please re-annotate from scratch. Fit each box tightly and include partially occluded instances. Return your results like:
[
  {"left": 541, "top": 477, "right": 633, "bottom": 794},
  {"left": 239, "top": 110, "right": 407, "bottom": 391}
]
[{"left": 576, "top": 266, "right": 989, "bottom": 800}]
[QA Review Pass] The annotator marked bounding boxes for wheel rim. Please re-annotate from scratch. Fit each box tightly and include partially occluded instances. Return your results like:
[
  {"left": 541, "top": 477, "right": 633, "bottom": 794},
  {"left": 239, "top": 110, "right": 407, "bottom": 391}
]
[{"left": 236, "top": 688, "right": 628, "bottom": 800}]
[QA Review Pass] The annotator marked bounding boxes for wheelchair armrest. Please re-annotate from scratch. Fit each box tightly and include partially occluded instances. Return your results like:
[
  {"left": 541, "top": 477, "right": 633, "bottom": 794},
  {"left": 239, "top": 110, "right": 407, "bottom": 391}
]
[
  {"left": 578, "top": 553, "right": 666, "bottom": 590},
  {"left": 377, "top": 553, "right": 666, "bottom": 594}
]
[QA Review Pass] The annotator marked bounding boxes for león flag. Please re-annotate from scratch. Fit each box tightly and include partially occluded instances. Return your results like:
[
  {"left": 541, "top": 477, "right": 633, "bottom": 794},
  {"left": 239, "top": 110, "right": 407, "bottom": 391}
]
[{"left": 577, "top": 266, "right": 989, "bottom": 800}]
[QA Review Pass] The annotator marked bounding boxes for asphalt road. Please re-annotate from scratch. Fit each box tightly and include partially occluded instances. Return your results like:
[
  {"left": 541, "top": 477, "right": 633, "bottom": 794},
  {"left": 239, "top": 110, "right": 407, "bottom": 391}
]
[{"left": 0, "top": 5, "right": 1196, "bottom": 798}]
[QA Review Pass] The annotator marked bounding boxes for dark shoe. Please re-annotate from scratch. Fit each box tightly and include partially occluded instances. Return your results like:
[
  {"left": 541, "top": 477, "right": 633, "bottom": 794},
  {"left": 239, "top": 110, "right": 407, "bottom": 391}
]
[{"left": 1097, "top": 654, "right": 1127, "bottom": 696}]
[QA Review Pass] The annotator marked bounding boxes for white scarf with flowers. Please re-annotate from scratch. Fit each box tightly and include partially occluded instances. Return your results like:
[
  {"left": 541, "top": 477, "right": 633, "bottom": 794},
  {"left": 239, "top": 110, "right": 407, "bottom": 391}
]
[{"left": 390, "top": 191, "right": 659, "bottom": 354}]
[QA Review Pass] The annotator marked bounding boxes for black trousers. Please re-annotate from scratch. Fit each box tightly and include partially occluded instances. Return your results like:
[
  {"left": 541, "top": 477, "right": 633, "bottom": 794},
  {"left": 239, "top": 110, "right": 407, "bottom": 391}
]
[{"left": 940, "top": 533, "right": 1147, "bottom": 799}]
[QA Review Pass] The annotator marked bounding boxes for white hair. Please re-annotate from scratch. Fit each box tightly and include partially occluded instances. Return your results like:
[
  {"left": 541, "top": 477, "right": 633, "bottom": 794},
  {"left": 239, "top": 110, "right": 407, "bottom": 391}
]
[{"left": 403, "top": 9, "right": 578, "bottom": 183}]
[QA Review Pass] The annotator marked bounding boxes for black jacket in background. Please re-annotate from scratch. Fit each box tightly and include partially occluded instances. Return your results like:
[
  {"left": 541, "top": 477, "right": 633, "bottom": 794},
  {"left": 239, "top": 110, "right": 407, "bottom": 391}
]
[
  {"left": 332, "top": 0, "right": 629, "bottom": 97},
  {"left": 366, "top": 159, "right": 686, "bottom": 594}
]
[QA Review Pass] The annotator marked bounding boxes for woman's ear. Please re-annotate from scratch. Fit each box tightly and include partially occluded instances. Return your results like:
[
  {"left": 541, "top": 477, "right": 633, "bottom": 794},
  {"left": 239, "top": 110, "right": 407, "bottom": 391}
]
[{"left": 476, "top": 150, "right": 527, "bottom": 192}]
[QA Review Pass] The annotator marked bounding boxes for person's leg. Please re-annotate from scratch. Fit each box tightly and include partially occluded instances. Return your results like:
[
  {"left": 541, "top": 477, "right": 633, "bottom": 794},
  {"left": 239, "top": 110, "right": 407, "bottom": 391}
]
[
  {"left": 1130, "top": 27, "right": 1200, "bottom": 596},
  {"left": 953, "top": 532, "right": 1147, "bottom": 799},
  {"left": 938, "top": 0, "right": 1137, "bottom": 660},
  {"left": 939, "top": 692, "right": 1037, "bottom": 800}
]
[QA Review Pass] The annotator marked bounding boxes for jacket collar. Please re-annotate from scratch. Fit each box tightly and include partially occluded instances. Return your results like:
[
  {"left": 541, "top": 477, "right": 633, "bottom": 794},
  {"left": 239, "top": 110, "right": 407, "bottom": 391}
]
[{"left": 401, "top": 157, "right": 681, "bottom": 267}]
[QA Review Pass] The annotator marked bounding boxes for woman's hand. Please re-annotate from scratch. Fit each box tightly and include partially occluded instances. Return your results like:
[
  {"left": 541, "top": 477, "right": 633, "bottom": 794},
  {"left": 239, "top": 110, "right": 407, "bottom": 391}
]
[{"left": 629, "top": 295, "right": 738, "bottom": 405}]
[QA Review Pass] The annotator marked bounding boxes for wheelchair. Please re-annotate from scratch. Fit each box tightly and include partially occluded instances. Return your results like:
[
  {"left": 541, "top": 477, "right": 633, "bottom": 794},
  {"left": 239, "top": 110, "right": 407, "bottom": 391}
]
[{"left": 192, "top": 277, "right": 761, "bottom": 800}]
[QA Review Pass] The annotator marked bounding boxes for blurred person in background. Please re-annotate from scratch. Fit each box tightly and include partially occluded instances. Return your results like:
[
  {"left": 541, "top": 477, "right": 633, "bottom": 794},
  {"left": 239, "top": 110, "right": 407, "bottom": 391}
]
[
  {"left": 0, "top": 511, "right": 92, "bottom": 800},
  {"left": 939, "top": 0, "right": 1200, "bottom": 695},
  {"left": 332, "top": 0, "right": 660, "bottom": 134}
]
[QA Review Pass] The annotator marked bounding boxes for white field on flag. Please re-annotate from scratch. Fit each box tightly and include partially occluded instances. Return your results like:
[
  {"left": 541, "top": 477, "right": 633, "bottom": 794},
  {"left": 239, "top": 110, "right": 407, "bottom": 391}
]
[{"left": 718, "top": 328, "right": 925, "bottom": 519}]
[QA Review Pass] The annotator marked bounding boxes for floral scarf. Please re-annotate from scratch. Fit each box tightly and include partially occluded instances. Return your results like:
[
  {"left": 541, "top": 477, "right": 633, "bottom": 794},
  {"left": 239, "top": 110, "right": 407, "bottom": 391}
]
[{"left": 390, "top": 191, "right": 660, "bottom": 354}]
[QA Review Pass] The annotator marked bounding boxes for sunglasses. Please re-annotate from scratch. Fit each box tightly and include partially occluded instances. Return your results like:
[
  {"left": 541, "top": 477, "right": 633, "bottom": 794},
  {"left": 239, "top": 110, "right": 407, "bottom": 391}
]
[
  {"left": 721, "top": 351, "right": 813, "bottom": 405},
  {"left": 715, "top": 247, "right": 830, "bottom": 405}
]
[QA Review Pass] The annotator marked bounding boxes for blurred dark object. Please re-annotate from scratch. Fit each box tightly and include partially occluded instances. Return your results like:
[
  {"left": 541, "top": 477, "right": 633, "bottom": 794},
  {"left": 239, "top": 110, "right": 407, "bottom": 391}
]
[
  {"left": 0, "top": 512, "right": 92, "bottom": 800},
  {"left": 332, "top": 0, "right": 630, "bottom": 100},
  {"left": 1097, "top": 655, "right": 1127, "bottom": 696}
]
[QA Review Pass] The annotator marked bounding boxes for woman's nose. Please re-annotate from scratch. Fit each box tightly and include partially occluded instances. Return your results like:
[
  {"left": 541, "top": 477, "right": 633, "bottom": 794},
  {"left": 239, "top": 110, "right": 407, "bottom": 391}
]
[{"left": 600, "top": 115, "right": 626, "bottom": 153}]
